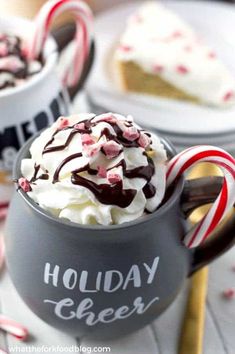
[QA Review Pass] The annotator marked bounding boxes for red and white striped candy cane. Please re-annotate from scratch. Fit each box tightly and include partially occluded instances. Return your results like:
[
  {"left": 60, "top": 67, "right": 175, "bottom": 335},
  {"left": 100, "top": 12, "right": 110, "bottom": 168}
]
[
  {"left": 166, "top": 146, "right": 235, "bottom": 248},
  {"left": 0, "top": 236, "right": 5, "bottom": 271},
  {"left": 0, "top": 315, "right": 28, "bottom": 341},
  {"left": 29, "top": 0, "right": 93, "bottom": 87},
  {"left": 0, "top": 349, "right": 7, "bottom": 354},
  {"left": 0, "top": 208, "right": 7, "bottom": 222}
]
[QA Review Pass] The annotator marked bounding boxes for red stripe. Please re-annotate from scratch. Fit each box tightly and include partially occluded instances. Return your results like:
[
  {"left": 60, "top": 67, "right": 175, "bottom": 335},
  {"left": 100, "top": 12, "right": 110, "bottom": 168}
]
[
  {"left": 166, "top": 146, "right": 197, "bottom": 179},
  {"left": 187, "top": 176, "right": 229, "bottom": 248},
  {"left": 172, "top": 150, "right": 235, "bottom": 181},
  {"left": 187, "top": 214, "right": 207, "bottom": 248},
  {"left": 167, "top": 147, "right": 235, "bottom": 180},
  {"left": 202, "top": 181, "right": 228, "bottom": 239},
  {"left": 45, "top": 1, "right": 91, "bottom": 32},
  {"left": 0, "top": 203, "right": 8, "bottom": 209},
  {"left": 33, "top": 0, "right": 91, "bottom": 58}
]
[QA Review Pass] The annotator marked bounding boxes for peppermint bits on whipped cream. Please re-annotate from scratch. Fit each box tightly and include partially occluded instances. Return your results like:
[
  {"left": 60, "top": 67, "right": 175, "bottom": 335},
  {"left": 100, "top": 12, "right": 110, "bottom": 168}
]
[{"left": 19, "top": 113, "right": 167, "bottom": 225}]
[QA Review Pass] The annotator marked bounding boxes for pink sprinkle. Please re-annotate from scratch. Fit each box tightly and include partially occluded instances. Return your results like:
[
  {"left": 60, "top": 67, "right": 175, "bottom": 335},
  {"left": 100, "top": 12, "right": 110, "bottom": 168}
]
[
  {"left": 172, "top": 30, "right": 183, "bottom": 38},
  {"left": 176, "top": 65, "right": 189, "bottom": 74},
  {"left": 223, "top": 91, "right": 234, "bottom": 102},
  {"left": 138, "top": 133, "right": 151, "bottom": 148},
  {"left": 18, "top": 178, "right": 31, "bottom": 193},
  {"left": 0, "top": 34, "right": 6, "bottom": 41},
  {"left": 107, "top": 170, "right": 122, "bottom": 184},
  {"left": 153, "top": 64, "right": 164, "bottom": 73},
  {"left": 97, "top": 166, "right": 107, "bottom": 178},
  {"left": 208, "top": 52, "right": 216, "bottom": 59},
  {"left": 119, "top": 45, "right": 133, "bottom": 52},
  {"left": 83, "top": 144, "right": 100, "bottom": 158},
  {"left": 0, "top": 56, "right": 24, "bottom": 72},
  {"left": 132, "top": 14, "right": 143, "bottom": 23},
  {"left": 103, "top": 141, "right": 122, "bottom": 159},
  {"left": 123, "top": 127, "right": 140, "bottom": 141},
  {"left": 81, "top": 134, "right": 95, "bottom": 146},
  {"left": 95, "top": 113, "right": 117, "bottom": 124},
  {"left": 0, "top": 43, "right": 8, "bottom": 57},
  {"left": 21, "top": 45, "right": 28, "bottom": 58},
  {"left": 74, "top": 122, "right": 85, "bottom": 130},
  {"left": 58, "top": 117, "right": 69, "bottom": 129},
  {"left": 184, "top": 45, "right": 192, "bottom": 52},
  {"left": 222, "top": 288, "right": 235, "bottom": 300}
]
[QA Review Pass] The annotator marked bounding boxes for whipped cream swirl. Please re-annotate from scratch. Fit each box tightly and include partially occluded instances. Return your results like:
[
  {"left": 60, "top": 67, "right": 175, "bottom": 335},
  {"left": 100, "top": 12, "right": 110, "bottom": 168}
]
[
  {"left": 0, "top": 33, "right": 42, "bottom": 90},
  {"left": 20, "top": 113, "right": 167, "bottom": 225}
]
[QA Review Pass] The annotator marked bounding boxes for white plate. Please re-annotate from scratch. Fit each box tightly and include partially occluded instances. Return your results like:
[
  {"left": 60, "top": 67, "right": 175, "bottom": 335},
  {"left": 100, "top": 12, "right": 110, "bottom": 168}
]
[{"left": 86, "top": 0, "right": 235, "bottom": 136}]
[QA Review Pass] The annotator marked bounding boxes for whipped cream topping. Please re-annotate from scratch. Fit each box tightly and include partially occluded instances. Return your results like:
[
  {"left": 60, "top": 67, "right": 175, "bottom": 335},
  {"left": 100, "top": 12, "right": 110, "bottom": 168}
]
[
  {"left": 0, "top": 33, "right": 42, "bottom": 90},
  {"left": 116, "top": 1, "right": 235, "bottom": 107},
  {"left": 20, "top": 113, "right": 167, "bottom": 225}
]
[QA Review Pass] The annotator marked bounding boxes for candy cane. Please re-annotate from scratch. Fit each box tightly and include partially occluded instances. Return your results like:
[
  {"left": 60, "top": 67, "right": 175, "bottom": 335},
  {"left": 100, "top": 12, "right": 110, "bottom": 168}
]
[
  {"left": 29, "top": 0, "right": 93, "bottom": 87},
  {"left": 0, "top": 208, "right": 7, "bottom": 222},
  {"left": 0, "top": 349, "right": 7, "bottom": 354},
  {"left": 0, "top": 315, "right": 28, "bottom": 341},
  {"left": 166, "top": 146, "right": 235, "bottom": 248},
  {"left": 0, "top": 237, "right": 5, "bottom": 271}
]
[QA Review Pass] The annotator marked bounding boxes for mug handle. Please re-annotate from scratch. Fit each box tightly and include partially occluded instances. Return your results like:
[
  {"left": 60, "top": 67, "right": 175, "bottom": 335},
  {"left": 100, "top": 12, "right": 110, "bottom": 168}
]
[
  {"left": 52, "top": 23, "right": 95, "bottom": 100},
  {"left": 181, "top": 176, "right": 235, "bottom": 275}
]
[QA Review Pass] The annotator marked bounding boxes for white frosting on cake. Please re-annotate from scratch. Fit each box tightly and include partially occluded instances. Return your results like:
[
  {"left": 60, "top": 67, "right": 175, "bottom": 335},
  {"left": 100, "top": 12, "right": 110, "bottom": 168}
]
[{"left": 116, "top": 1, "right": 235, "bottom": 107}]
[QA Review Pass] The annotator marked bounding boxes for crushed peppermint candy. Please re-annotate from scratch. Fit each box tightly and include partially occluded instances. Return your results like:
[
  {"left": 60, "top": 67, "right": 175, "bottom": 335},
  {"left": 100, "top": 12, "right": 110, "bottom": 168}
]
[
  {"left": 81, "top": 134, "right": 95, "bottom": 146},
  {"left": 107, "top": 168, "right": 122, "bottom": 184},
  {"left": 97, "top": 166, "right": 107, "bottom": 178},
  {"left": 74, "top": 122, "right": 85, "bottom": 130},
  {"left": 208, "top": 52, "right": 216, "bottom": 59},
  {"left": 223, "top": 91, "right": 234, "bottom": 102},
  {"left": 58, "top": 117, "right": 69, "bottom": 129},
  {"left": 222, "top": 288, "right": 235, "bottom": 300},
  {"left": 118, "top": 45, "right": 133, "bottom": 52},
  {"left": 83, "top": 143, "right": 102, "bottom": 158},
  {"left": 123, "top": 126, "right": 140, "bottom": 141},
  {"left": 18, "top": 178, "right": 31, "bottom": 192},
  {"left": 176, "top": 65, "right": 189, "bottom": 74},
  {"left": 0, "top": 42, "right": 8, "bottom": 57},
  {"left": 138, "top": 133, "right": 151, "bottom": 148},
  {"left": 94, "top": 113, "right": 117, "bottom": 124},
  {"left": 153, "top": 64, "right": 164, "bottom": 73},
  {"left": 102, "top": 141, "right": 122, "bottom": 159},
  {"left": 172, "top": 30, "right": 183, "bottom": 38}
]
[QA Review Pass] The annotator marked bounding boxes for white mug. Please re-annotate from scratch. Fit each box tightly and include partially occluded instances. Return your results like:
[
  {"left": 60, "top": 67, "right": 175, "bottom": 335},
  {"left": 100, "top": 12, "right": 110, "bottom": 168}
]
[{"left": 0, "top": 15, "right": 93, "bottom": 205}]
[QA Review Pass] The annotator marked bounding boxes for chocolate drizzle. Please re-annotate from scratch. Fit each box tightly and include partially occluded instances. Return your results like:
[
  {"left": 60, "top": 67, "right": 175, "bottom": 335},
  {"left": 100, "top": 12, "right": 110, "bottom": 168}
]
[
  {"left": 42, "top": 115, "right": 157, "bottom": 209},
  {"left": 43, "top": 129, "right": 80, "bottom": 154},
  {"left": 30, "top": 164, "right": 49, "bottom": 183},
  {"left": 71, "top": 175, "right": 137, "bottom": 208},
  {"left": 53, "top": 153, "right": 83, "bottom": 183},
  {"left": 101, "top": 126, "right": 139, "bottom": 148}
]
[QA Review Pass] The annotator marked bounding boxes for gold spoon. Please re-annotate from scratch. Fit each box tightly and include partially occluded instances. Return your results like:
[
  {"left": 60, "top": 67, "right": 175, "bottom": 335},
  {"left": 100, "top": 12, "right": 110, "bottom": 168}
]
[{"left": 178, "top": 267, "right": 208, "bottom": 354}]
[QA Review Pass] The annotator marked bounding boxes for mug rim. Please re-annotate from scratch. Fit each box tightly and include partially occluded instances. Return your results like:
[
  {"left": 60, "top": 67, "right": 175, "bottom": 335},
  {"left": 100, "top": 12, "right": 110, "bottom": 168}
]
[
  {"left": 0, "top": 15, "right": 58, "bottom": 99},
  {"left": 13, "top": 132, "right": 185, "bottom": 234}
]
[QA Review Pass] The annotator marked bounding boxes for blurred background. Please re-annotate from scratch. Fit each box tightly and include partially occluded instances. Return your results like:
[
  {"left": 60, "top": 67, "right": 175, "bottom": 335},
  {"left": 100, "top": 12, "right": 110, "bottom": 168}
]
[{"left": 0, "top": 0, "right": 234, "bottom": 24}]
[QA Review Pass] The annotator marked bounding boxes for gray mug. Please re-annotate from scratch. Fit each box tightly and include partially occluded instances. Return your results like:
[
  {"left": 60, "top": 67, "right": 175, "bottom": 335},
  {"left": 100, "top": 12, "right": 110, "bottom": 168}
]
[{"left": 5, "top": 135, "right": 235, "bottom": 340}]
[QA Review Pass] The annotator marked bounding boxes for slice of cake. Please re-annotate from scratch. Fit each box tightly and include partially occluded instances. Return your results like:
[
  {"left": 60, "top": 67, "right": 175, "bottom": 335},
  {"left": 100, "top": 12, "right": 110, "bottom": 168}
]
[{"left": 115, "top": 1, "right": 235, "bottom": 107}]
